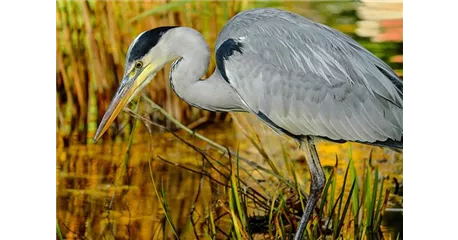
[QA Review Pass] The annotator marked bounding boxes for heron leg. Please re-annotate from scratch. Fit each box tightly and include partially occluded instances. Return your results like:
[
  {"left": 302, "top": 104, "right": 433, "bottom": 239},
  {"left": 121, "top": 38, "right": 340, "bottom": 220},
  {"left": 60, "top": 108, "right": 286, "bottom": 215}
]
[{"left": 294, "top": 136, "right": 326, "bottom": 240}]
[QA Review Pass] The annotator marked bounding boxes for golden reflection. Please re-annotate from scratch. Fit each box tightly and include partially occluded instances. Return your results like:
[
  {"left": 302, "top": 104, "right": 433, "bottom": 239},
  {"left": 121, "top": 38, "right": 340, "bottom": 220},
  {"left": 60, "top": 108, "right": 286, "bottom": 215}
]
[{"left": 57, "top": 119, "right": 402, "bottom": 239}]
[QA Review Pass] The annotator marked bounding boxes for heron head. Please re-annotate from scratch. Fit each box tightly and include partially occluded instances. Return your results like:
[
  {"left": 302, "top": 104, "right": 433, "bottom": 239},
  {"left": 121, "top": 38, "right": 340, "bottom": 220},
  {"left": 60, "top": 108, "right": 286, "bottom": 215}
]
[{"left": 93, "top": 26, "right": 178, "bottom": 142}]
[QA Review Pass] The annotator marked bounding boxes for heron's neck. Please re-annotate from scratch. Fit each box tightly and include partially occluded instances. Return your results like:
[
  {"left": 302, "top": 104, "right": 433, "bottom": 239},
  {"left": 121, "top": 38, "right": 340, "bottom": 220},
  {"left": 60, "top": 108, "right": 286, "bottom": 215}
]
[{"left": 167, "top": 27, "right": 246, "bottom": 112}]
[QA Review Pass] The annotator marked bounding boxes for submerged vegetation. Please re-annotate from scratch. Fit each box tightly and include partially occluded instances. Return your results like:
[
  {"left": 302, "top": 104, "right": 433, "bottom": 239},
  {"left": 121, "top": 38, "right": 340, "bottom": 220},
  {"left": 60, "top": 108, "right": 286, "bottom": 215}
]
[{"left": 56, "top": 1, "right": 403, "bottom": 239}]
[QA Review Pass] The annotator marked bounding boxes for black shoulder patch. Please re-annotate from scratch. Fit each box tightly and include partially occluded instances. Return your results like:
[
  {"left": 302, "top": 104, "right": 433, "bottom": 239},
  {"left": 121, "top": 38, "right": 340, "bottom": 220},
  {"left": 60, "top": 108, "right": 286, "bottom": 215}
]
[
  {"left": 128, "top": 26, "right": 178, "bottom": 62},
  {"left": 216, "top": 38, "right": 244, "bottom": 84}
]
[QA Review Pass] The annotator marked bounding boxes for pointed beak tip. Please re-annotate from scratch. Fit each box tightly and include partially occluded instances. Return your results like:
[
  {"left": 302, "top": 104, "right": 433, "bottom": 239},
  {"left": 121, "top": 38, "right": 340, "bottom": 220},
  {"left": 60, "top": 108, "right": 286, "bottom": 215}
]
[
  {"left": 92, "top": 132, "right": 100, "bottom": 143},
  {"left": 93, "top": 124, "right": 105, "bottom": 143}
]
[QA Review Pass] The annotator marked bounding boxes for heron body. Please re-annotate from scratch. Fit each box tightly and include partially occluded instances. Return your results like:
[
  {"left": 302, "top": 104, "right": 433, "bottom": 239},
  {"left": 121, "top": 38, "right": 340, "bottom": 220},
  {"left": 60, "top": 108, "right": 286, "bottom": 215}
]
[{"left": 94, "top": 8, "right": 403, "bottom": 239}]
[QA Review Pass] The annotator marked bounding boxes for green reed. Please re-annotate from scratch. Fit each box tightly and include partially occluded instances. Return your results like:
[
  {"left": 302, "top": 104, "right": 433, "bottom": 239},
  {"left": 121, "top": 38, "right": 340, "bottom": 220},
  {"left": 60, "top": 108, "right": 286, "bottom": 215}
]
[
  {"left": 224, "top": 95, "right": 389, "bottom": 238},
  {"left": 56, "top": 219, "right": 64, "bottom": 240}
]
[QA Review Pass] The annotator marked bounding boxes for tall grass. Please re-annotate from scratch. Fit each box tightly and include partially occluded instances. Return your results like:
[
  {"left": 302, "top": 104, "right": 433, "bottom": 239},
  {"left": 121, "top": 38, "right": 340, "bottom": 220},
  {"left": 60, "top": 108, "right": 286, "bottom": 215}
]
[
  {"left": 56, "top": 219, "right": 64, "bottom": 240},
  {"left": 219, "top": 147, "right": 390, "bottom": 239},
  {"left": 228, "top": 119, "right": 391, "bottom": 239},
  {"left": 56, "top": 1, "right": 290, "bottom": 145}
]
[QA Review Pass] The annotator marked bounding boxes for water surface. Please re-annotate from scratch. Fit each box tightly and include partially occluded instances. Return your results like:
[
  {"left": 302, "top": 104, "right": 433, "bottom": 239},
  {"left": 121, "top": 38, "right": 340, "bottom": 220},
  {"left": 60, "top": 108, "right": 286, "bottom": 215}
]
[{"left": 57, "top": 120, "right": 402, "bottom": 239}]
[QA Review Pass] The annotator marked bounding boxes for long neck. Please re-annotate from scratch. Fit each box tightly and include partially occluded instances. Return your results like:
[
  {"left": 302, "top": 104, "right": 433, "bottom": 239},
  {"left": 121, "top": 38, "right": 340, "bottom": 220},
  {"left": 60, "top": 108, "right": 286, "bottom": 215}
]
[{"left": 166, "top": 27, "right": 246, "bottom": 112}]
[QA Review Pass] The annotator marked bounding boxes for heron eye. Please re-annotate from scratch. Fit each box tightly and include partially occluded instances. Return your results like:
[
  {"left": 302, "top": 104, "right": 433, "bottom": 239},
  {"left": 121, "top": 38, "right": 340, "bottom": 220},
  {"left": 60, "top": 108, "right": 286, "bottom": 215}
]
[{"left": 135, "top": 61, "right": 143, "bottom": 68}]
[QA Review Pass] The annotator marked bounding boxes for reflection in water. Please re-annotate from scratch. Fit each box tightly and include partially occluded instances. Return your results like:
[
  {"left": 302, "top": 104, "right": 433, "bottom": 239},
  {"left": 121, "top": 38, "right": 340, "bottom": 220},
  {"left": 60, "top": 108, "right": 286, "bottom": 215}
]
[
  {"left": 57, "top": 121, "right": 402, "bottom": 239},
  {"left": 57, "top": 124, "right": 234, "bottom": 239}
]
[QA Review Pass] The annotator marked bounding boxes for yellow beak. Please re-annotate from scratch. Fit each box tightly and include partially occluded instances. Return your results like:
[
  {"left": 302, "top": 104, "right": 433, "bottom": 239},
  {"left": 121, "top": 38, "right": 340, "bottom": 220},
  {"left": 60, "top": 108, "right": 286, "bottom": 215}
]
[{"left": 93, "top": 63, "right": 157, "bottom": 142}]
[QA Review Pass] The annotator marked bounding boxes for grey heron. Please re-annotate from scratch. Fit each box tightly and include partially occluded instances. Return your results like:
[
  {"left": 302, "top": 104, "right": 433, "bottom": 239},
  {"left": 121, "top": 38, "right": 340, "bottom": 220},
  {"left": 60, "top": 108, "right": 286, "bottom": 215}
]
[{"left": 94, "top": 8, "right": 403, "bottom": 239}]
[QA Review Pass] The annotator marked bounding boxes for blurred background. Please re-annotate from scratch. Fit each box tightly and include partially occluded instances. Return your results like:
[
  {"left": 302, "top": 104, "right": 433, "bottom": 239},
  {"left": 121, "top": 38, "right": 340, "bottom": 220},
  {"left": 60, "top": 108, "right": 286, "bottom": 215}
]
[{"left": 56, "top": 1, "right": 402, "bottom": 239}]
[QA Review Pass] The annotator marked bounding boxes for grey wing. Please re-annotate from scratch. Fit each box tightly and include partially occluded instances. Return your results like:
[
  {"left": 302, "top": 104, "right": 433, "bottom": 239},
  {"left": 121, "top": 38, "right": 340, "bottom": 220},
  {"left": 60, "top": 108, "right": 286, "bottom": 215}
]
[{"left": 215, "top": 9, "right": 403, "bottom": 143}]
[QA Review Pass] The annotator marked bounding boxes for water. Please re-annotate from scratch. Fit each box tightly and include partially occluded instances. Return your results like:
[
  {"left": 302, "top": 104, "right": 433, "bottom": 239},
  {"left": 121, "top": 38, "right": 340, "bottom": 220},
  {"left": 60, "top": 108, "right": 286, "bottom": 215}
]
[{"left": 57, "top": 119, "right": 402, "bottom": 239}]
